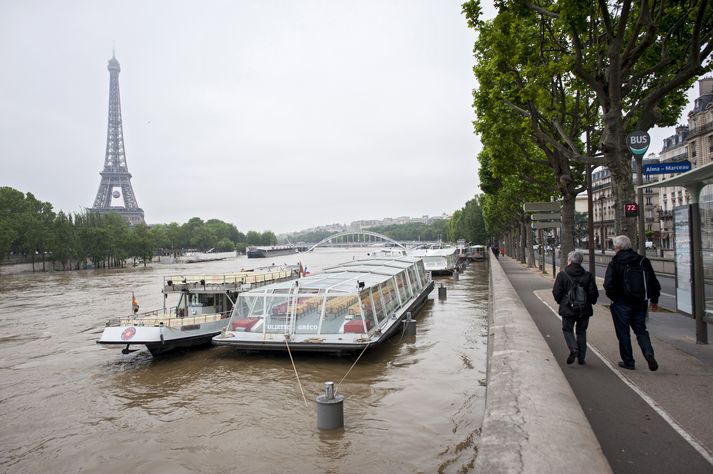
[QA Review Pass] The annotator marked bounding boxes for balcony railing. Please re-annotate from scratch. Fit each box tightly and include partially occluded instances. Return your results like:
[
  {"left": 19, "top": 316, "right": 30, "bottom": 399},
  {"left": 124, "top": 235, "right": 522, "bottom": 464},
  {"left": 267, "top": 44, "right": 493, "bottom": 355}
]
[{"left": 687, "top": 120, "right": 713, "bottom": 138}]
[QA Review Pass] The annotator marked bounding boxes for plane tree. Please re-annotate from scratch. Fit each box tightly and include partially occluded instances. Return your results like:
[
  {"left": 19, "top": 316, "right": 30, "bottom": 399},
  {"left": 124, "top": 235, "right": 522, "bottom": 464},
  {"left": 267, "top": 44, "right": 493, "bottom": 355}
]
[
  {"left": 477, "top": 140, "right": 554, "bottom": 265},
  {"left": 503, "top": 0, "right": 713, "bottom": 240},
  {"left": 465, "top": 1, "right": 601, "bottom": 266}
]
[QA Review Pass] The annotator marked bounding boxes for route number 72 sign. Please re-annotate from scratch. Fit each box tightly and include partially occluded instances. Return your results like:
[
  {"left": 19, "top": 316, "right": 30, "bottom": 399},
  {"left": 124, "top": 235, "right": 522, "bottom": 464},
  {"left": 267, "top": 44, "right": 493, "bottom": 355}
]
[{"left": 624, "top": 202, "right": 639, "bottom": 217}]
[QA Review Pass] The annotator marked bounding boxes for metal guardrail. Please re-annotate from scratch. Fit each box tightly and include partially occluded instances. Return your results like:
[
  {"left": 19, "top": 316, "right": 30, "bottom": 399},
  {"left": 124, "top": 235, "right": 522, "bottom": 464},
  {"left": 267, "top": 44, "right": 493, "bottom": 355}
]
[
  {"left": 106, "top": 309, "right": 232, "bottom": 328},
  {"left": 163, "top": 270, "right": 294, "bottom": 290}
]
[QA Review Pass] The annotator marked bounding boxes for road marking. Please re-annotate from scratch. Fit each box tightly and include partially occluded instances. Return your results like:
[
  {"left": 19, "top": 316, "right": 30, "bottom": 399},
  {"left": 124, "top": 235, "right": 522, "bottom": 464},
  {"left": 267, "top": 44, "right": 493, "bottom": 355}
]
[{"left": 535, "top": 293, "right": 713, "bottom": 466}]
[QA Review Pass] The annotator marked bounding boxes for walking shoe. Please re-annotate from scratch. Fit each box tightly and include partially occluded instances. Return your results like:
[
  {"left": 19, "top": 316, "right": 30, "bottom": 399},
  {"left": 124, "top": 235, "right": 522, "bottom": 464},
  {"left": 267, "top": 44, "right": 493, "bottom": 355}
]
[
  {"left": 618, "top": 361, "right": 635, "bottom": 370},
  {"left": 567, "top": 351, "right": 578, "bottom": 365},
  {"left": 645, "top": 354, "right": 659, "bottom": 371},
  {"left": 578, "top": 358, "right": 585, "bottom": 365}
]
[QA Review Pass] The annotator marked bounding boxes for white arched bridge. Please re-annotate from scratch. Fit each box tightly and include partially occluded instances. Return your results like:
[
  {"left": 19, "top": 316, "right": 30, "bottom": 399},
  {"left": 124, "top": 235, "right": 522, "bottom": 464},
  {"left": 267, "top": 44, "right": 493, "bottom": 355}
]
[{"left": 306, "top": 231, "right": 406, "bottom": 252}]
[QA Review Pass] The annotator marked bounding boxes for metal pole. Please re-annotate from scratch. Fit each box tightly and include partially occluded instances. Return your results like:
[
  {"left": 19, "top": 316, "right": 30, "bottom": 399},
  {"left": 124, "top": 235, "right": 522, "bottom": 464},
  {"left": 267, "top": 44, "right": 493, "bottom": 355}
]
[
  {"left": 539, "top": 229, "right": 545, "bottom": 273},
  {"left": 636, "top": 155, "right": 646, "bottom": 255},
  {"left": 587, "top": 159, "right": 595, "bottom": 273},
  {"left": 688, "top": 189, "right": 708, "bottom": 344},
  {"left": 600, "top": 195, "right": 605, "bottom": 255}
]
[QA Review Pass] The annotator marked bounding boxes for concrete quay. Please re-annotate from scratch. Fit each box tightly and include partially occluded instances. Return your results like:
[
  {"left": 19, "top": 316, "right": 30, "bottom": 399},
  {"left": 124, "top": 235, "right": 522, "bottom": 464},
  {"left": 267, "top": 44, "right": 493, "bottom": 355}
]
[
  {"left": 478, "top": 254, "right": 713, "bottom": 473},
  {"left": 476, "top": 255, "right": 611, "bottom": 473}
]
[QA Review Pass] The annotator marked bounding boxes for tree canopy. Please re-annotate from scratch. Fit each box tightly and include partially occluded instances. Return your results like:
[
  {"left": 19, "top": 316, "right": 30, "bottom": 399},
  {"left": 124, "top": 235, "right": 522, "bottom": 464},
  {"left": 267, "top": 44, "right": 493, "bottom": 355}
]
[{"left": 0, "top": 186, "right": 277, "bottom": 271}]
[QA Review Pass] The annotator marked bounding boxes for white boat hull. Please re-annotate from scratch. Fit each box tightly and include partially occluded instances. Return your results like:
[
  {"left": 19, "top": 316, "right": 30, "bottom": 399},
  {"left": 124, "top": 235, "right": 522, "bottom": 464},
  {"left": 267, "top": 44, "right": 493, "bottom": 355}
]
[{"left": 98, "top": 319, "right": 229, "bottom": 356}]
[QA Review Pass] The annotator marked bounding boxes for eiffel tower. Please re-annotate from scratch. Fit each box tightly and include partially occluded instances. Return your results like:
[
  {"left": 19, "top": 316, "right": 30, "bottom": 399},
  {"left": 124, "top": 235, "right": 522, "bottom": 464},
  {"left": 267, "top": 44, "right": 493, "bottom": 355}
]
[{"left": 89, "top": 52, "right": 145, "bottom": 225}]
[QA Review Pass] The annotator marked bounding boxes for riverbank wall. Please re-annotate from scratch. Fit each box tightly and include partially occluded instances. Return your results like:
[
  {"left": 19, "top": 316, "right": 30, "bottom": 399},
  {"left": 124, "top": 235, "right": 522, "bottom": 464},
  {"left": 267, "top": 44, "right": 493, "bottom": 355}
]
[{"left": 474, "top": 255, "right": 611, "bottom": 473}]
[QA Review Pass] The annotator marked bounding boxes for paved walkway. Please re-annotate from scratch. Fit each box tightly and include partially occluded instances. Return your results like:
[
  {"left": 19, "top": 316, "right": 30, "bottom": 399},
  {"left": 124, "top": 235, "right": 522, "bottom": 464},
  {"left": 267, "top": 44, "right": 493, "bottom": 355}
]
[{"left": 497, "top": 256, "right": 713, "bottom": 474}]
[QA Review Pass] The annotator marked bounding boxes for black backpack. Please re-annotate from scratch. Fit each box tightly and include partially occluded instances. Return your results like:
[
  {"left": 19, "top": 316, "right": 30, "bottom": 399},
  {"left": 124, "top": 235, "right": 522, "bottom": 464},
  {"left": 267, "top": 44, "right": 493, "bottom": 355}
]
[
  {"left": 623, "top": 257, "right": 648, "bottom": 301},
  {"left": 563, "top": 272, "right": 587, "bottom": 313}
]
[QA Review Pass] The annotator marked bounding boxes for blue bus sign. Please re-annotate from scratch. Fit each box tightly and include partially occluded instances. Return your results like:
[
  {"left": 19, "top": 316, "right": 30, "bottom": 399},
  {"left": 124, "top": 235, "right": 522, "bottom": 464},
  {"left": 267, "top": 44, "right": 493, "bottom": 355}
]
[{"left": 643, "top": 161, "right": 692, "bottom": 175}]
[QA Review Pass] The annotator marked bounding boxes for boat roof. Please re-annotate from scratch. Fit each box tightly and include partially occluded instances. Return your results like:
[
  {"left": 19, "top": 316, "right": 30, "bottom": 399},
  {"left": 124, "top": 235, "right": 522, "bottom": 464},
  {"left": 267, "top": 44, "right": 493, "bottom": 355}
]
[
  {"left": 410, "top": 247, "right": 457, "bottom": 257},
  {"left": 242, "top": 256, "right": 422, "bottom": 295}
]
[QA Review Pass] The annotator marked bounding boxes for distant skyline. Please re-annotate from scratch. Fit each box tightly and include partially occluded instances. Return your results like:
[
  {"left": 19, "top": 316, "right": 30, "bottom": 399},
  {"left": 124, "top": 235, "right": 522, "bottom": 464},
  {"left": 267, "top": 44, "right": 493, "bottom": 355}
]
[
  {"left": 0, "top": 1, "right": 695, "bottom": 234},
  {"left": 0, "top": 1, "right": 495, "bottom": 234}
]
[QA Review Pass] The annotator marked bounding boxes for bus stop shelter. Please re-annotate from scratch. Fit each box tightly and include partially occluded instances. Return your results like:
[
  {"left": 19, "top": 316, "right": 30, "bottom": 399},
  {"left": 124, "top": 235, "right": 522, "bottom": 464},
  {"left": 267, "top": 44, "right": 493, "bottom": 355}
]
[{"left": 639, "top": 161, "right": 713, "bottom": 344}]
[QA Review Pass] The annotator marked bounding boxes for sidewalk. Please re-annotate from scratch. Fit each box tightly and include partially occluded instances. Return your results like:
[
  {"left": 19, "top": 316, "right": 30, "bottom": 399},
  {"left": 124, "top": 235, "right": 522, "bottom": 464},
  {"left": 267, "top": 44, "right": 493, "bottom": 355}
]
[{"left": 498, "top": 255, "right": 713, "bottom": 473}]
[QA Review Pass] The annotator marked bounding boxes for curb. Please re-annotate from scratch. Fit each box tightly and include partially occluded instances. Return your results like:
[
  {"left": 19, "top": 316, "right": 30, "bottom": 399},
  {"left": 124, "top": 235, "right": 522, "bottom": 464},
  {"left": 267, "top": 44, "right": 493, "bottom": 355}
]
[{"left": 474, "top": 255, "right": 611, "bottom": 473}]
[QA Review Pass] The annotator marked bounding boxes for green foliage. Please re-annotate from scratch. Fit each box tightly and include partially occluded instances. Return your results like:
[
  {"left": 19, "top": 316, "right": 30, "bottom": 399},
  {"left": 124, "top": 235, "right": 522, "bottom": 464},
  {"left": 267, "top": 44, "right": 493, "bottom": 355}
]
[
  {"left": 448, "top": 196, "right": 488, "bottom": 244},
  {"left": 504, "top": 0, "right": 713, "bottom": 238},
  {"left": 0, "top": 186, "right": 276, "bottom": 271},
  {"left": 573, "top": 211, "right": 588, "bottom": 246},
  {"left": 368, "top": 220, "right": 450, "bottom": 242},
  {"left": 282, "top": 230, "right": 334, "bottom": 244}
]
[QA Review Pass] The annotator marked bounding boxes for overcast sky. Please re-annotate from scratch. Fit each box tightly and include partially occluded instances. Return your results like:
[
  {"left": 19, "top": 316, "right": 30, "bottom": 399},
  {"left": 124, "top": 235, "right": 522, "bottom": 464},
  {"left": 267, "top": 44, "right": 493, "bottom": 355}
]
[
  {"left": 0, "top": 0, "right": 499, "bottom": 234},
  {"left": 0, "top": 1, "right": 697, "bottom": 234}
]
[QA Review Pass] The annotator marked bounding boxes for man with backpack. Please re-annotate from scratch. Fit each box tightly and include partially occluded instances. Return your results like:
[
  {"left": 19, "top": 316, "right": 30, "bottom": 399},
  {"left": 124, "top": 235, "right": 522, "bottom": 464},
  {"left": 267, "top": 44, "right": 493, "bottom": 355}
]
[
  {"left": 553, "top": 250, "right": 599, "bottom": 365},
  {"left": 604, "top": 235, "right": 661, "bottom": 371}
]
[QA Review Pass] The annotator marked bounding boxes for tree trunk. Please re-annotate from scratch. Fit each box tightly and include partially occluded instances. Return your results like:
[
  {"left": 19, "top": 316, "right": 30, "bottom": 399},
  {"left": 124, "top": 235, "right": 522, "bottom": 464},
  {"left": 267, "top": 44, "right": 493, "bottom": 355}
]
[
  {"left": 601, "top": 106, "right": 637, "bottom": 243},
  {"left": 520, "top": 216, "right": 527, "bottom": 264},
  {"left": 560, "top": 188, "right": 577, "bottom": 272},
  {"left": 526, "top": 216, "right": 535, "bottom": 267}
]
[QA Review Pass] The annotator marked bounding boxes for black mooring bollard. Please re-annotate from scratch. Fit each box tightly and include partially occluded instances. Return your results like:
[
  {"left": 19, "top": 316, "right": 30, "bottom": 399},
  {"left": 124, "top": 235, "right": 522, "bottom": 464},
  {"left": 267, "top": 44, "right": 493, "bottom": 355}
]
[
  {"left": 402, "top": 311, "right": 416, "bottom": 336},
  {"left": 438, "top": 283, "right": 447, "bottom": 300},
  {"left": 316, "top": 381, "right": 344, "bottom": 430}
]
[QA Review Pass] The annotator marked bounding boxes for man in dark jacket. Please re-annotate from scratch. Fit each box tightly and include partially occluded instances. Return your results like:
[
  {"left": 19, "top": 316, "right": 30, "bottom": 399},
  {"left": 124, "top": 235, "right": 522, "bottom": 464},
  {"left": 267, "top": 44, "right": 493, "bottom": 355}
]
[
  {"left": 604, "top": 235, "right": 661, "bottom": 371},
  {"left": 553, "top": 250, "right": 599, "bottom": 365}
]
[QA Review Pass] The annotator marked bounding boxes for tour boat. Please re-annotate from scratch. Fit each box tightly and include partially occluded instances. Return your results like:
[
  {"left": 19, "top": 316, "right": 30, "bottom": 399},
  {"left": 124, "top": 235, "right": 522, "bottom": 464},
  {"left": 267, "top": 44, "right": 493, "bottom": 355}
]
[
  {"left": 212, "top": 256, "right": 434, "bottom": 353},
  {"left": 467, "top": 245, "right": 486, "bottom": 262},
  {"left": 246, "top": 245, "right": 306, "bottom": 258},
  {"left": 409, "top": 247, "right": 459, "bottom": 275},
  {"left": 97, "top": 267, "right": 298, "bottom": 356}
]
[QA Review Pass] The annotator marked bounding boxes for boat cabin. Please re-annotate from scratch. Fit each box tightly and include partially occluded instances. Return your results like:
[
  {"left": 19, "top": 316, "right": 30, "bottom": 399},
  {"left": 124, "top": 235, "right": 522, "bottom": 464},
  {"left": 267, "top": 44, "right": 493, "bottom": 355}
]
[
  {"left": 214, "top": 256, "right": 433, "bottom": 351},
  {"left": 467, "top": 245, "right": 486, "bottom": 262}
]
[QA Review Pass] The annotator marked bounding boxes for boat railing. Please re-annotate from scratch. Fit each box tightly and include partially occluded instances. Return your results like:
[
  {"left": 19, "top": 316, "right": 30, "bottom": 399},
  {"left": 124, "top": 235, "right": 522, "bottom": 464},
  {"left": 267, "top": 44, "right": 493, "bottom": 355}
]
[
  {"left": 163, "top": 270, "right": 296, "bottom": 292},
  {"left": 106, "top": 308, "right": 233, "bottom": 328}
]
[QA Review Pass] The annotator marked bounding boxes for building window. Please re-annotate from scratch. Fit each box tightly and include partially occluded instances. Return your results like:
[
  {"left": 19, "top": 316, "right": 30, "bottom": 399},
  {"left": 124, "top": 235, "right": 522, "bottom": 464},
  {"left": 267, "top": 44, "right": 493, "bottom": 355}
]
[
  {"left": 691, "top": 141, "right": 697, "bottom": 157},
  {"left": 708, "top": 135, "right": 713, "bottom": 153}
]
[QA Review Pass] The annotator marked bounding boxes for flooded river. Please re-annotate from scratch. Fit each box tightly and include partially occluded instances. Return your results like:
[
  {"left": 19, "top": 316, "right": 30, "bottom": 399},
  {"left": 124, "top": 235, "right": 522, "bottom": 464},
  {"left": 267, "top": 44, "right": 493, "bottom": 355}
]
[{"left": 0, "top": 249, "right": 488, "bottom": 473}]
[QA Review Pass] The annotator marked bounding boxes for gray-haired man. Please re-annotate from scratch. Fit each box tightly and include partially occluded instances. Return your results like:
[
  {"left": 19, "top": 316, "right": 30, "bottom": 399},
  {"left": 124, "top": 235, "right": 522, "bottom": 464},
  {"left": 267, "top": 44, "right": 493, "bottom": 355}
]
[
  {"left": 553, "top": 250, "right": 599, "bottom": 365},
  {"left": 604, "top": 235, "right": 661, "bottom": 371}
]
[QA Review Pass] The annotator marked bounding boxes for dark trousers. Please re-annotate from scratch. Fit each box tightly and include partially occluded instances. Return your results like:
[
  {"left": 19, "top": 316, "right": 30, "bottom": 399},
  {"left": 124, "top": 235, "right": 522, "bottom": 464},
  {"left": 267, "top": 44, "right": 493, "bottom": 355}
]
[
  {"left": 610, "top": 301, "right": 654, "bottom": 366},
  {"left": 562, "top": 316, "right": 589, "bottom": 360}
]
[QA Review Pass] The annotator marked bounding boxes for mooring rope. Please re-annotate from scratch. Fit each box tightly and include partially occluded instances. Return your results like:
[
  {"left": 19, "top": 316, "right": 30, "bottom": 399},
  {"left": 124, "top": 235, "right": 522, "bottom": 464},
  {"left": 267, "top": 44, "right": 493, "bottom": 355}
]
[
  {"left": 284, "top": 336, "right": 308, "bottom": 407},
  {"left": 384, "top": 315, "right": 411, "bottom": 345},
  {"left": 336, "top": 341, "right": 371, "bottom": 395}
]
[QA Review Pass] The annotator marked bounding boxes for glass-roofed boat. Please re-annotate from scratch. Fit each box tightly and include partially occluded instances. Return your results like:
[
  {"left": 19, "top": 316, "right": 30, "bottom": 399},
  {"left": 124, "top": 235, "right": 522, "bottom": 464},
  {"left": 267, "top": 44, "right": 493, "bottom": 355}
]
[{"left": 212, "top": 256, "right": 434, "bottom": 353}]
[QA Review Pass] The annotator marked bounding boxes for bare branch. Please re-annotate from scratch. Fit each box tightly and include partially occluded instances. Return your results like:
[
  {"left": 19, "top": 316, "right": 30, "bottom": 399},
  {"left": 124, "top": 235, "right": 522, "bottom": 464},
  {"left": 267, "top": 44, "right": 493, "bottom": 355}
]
[
  {"left": 523, "top": 1, "right": 559, "bottom": 19},
  {"left": 502, "top": 99, "right": 531, "bottom": 117},
  {"left": 621, "top": 1, "right": 656, "bottom": 73},
  {"left": 597, "top": 0, "right": 615, "bottom": 38}
]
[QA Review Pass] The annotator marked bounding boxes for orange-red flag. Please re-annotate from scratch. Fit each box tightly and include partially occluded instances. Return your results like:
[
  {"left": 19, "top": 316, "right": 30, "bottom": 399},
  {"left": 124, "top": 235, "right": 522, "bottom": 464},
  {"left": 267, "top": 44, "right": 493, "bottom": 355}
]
[{"left": 132, "top": 292, "right": 139, "bottom": 313}]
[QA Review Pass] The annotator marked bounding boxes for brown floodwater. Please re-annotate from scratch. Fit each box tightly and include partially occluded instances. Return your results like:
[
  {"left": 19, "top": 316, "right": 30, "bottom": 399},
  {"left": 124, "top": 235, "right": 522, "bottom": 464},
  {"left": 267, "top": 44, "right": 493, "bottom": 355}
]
[{"left": 0, "top": 248, "right": 488, "bottom": 473}]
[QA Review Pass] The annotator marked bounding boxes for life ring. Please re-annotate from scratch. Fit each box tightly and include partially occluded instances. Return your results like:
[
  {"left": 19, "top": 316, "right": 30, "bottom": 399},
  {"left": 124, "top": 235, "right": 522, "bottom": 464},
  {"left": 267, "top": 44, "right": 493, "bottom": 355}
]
[{"left": 121, "top": 327, "right": 136, "bottom": 341}]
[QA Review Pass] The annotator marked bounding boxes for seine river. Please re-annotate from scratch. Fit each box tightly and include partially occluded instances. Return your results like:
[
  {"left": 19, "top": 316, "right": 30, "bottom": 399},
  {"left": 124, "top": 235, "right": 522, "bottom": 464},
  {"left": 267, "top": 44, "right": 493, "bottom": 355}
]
[{"left": 0, "top": 248, "right": 488, "bottom": 473}]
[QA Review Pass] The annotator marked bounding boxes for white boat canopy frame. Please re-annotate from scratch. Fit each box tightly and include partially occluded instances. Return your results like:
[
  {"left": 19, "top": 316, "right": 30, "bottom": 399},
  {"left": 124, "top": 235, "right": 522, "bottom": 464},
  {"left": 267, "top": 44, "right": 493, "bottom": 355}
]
[
  {"left": 638, "top": 160, "right": 713, "bottom": 344},
  {"left": 222, "top": 256, "right": 429, "bottom": 342}
]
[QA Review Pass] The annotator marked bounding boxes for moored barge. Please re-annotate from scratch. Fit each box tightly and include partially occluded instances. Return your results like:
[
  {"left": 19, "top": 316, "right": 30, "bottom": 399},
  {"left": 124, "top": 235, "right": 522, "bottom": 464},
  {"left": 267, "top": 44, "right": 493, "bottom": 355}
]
[
  {"left": 97, "top": 267, "right": 298, "bottom": 356},
  {"left": 212, "top": 256, "right": 434, "bottom": 353}
]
